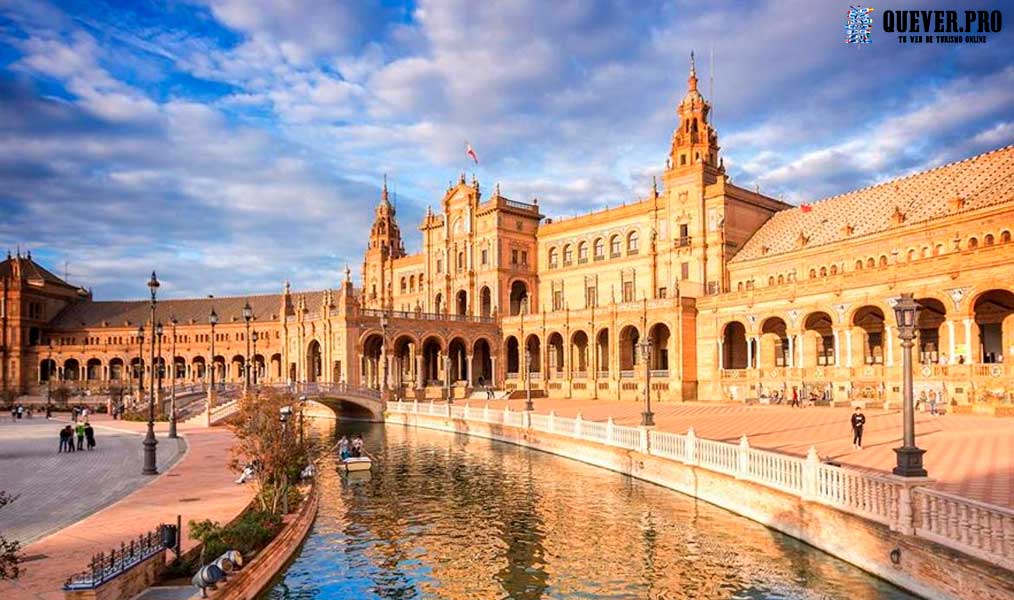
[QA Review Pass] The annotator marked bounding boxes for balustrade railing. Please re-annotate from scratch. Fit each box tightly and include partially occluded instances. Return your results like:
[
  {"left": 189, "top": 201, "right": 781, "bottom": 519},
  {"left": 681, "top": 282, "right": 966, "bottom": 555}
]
[
  {"left": 386, "top": 400, "right": 1013, "bottom": 571},
  {"left": 64, "top": 524, "right": 171, "bottom": 590}
]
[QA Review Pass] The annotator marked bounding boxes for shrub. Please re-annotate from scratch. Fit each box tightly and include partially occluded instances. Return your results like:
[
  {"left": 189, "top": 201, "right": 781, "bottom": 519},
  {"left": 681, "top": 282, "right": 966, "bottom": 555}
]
[{"left": 188, "top": 509, "right": 282, "bottom": 567}]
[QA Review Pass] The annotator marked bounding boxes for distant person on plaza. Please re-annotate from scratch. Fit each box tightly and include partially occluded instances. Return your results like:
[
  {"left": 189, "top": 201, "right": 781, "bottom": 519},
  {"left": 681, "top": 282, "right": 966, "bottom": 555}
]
[
  {"left": 790, "top": 388, "right": 800, "bottom": 408},
  {"left": 46, "top": 404, "right": 52, "bottom": 419},
  {"left": 58, "top": 426, "right": 70, "bottom": 452},
  {"left": 75, "top": 421, "right": 85, "bottom": 450},
  {"left": 851, "top": 407, "right": 866, "bottom": 450},
  {"left": 929, "top": 392, "right": 939, "bottom": 416},
  {"left": 84, "top": 422, "right": 96, "bottom": 450},
  {"left": 10, "top": 406, "right": 16, "bottom": 422}
]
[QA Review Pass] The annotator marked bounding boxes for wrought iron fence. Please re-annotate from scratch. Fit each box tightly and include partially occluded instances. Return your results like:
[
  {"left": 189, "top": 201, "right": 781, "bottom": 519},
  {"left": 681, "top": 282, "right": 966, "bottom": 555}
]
[{"left": 63, "top": 524, "right": 171, "bottom": 590}]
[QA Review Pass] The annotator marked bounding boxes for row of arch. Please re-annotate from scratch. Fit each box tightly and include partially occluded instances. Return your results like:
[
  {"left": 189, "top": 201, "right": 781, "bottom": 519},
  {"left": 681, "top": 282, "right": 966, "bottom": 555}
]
[
  {"left": 547, "top": 230, "right": 639, "bottom": 269},
  {"left": 720, "top": 289, "right": 1014, "bottom": 370},
  {"left": 503, "top": 323, "right": 672, "bottom": 376},
  {"left": 354, "top": 333, "right": 496, "bottom": 390},
  {"left": 39, "top": 354, "right": 286, "bottom": 384}
]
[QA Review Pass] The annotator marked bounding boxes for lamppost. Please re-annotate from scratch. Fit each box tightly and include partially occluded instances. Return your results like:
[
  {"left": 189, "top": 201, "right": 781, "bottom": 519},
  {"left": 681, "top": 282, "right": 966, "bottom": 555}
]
[
  {"left": 638, "top": 336, "right": 655, "bottom": 426},
  {"left": 156, "top": 321, "right": 163, "bottom": 402},
  {"left": 243, "top": 302, "right": 253, "bottom": 393},
  {"left": 46, "top": 340, "right": 53, "bottom": 417},
  {"left": 298, "top": 395, "right": 306, "bottom": 446},
  {"left": 206, "top": 308, "right": 218, "bottom": 426},
  {"left": 136, "top": 324, "right": 144, "bottom": 407},
  {"left": 444, "top": 352, "right": 452, "bottom": 404},
  {"left": 892, "top": 293, "right": 927, "bottom": 477},
  {"left": 524, "top": 348, "right": 533, "bottom": 411},
  {"left": 168, "top": 316, "right": 178, "bottom": 439},
  {"left": 251, "top": 331, "right": 258, "bottom": 386},
  {"left": 142, "top": 271, "right": 159, "bottom": 476}
]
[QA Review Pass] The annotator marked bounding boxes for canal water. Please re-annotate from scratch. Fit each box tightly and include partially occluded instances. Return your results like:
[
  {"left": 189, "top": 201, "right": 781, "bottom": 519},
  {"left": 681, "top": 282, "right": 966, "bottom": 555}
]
[{"left": 265, "top": 422, "right": 917, "bottom": 600}]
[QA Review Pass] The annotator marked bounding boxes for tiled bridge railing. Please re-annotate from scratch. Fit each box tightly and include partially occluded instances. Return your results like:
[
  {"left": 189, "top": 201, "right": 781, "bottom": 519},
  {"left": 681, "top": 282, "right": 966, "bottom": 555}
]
[{"left": 388, "top": 400, "right": 1014, "bottom": 573}]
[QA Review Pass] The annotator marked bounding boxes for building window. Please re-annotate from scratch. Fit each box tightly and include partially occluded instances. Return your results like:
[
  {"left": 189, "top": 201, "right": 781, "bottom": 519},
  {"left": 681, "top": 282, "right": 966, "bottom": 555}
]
[
  {"left": 548, "top": 247, "right": 558, "bottom": 268},
  {"left": 586, "top": 286, "right": 597, "bottom": 308},
  {"left": 627, "top": 231, "right": 639, "bottom": 253},
  {"left": 400, "top": 278, "right": 407, "bottom": 293},
  {"left": 436, "top": 259, "right": 443, "bottom": 273},
  {"left": 658, "top": 287, "right": 667, "bottom": 299},
  {"left": 594, "top": 238, "right": 605, "bottom": 260},
  {"left": 562, "top": 245, "right": 573, "bottom": 266},
  {"left": 511, "top": 250, "right": 519, "bottom": 265},
  {"left": 610, "top": 235, "right": 621, "bottom": 257},
  {"left": 578, "top": 242, "right": 588, "bottom": 263},
  {"left": 457, "top": 251, "right": 464, "bottom": 271},
  {"left": 680, "top": 262, "right": 690, "bottom": 280},
  {"left": 678, "top": 223, "right": 690, "bottom": 247},
  {"left": 521, "top": 251, "right": 528, "bottom": 265},
  {"left": 622, "top": 281, "right": 635, "bottom": 303},
  {"left": 481, "top": 249, "right": 488, "bottom": 265},
  {"left": 552, "top": 290, "right": 563, "bottom": 311}
]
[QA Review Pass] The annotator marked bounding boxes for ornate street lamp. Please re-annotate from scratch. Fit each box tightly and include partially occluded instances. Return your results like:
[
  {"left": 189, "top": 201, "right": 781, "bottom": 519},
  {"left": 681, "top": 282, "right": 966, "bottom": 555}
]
[
  {"left": 156, "top": 321, "right": 164, "bottom": 398},
  {"left": 243, "top": 301, "right": 253, "bottom": 393},
  {"left": 136, "top": 324, "right": 144, "bottom": 407},
  {"left": 524, "top": 348, "right": 533, "bottom": 411},
  {"left": 46, "top": 340, "right": 53, "bottom": 417},
  {"left": 638, "top": 336, "right": 655, "bottom": 426},
  {"left": 209, "top": 308, "right": 218, "bottom": 388},
  {"left": 251, "top": 331, "right": 259, "bottom": 385},
  {"left": 142, "top": 271, "right": 159, "bottom": 476},
  {"left": 168, "top": 316, "right": 178, "bottom": 439},
  {"left": 892, "top": 293, "right": 927, "bottom": 477}
]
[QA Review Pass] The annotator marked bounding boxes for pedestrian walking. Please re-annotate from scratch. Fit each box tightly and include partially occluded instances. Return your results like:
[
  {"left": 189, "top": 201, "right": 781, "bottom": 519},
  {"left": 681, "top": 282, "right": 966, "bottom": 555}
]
[
  {"left": 851, "top": 407, "right": 866, "bottom": 449},
  {"left": 790, "top": 388, "right": 800, "bottom": 408},
  {"left": 75, "top": 421, "right": 85, "bottom": 451},
  {"left": 58, "top": 425, "right": 71, "bottom": 452},
  {"left": 84, "top": 422, "right": 96, "bottom": 450},
  {"left": 929, "top": 391, "right": 938, "bottom": 416},
  {"left": 10, "top": 406, "right": 16, "bottom": 422}
]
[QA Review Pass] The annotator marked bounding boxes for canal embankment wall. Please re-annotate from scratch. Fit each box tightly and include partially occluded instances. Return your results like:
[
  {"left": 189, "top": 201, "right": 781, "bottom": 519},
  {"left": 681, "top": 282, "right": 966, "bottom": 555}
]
[{"left": 385, "top": 410, "right": 1013, "bottom": 600}]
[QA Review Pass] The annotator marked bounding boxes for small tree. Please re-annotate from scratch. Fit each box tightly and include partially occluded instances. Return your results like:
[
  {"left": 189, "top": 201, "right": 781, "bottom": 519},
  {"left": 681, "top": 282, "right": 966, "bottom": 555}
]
[
  {"left": 0, "top": 491, "right": 21, "bottom": 580},
  {"left": 230, "top": 389, "right": 315, "bottom": 515}
]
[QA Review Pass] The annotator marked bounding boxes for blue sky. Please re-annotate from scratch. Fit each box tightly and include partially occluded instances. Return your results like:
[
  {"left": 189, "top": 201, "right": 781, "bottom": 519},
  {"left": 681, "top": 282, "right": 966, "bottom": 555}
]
[{"left": 1, "top": 1, "right": 1011, "bottom": 299}]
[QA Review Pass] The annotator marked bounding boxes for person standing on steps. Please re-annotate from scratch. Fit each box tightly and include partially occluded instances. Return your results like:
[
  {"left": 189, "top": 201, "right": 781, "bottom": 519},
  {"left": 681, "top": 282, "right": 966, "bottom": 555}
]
[
  {"left": 84, "top": 421, "right": 96, "bottom": 450},
  {"left": 851, "top": 407, "right": 866, "bottom": 449}
]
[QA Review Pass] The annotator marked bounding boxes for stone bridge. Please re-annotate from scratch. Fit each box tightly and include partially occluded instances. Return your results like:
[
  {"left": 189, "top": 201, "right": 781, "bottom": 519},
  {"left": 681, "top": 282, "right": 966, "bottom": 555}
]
[{"left": 278, "top": 382, "right": 385, "bottom": 421}]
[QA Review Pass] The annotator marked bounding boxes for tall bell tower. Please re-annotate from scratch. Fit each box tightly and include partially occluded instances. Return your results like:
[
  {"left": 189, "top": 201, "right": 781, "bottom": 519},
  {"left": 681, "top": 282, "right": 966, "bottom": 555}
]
[
  {"left": 361, "top": 176, "right": 406, "bottom": 309},
  {"left": 665, "top": 51, "right": 723, "bottom": 186}
]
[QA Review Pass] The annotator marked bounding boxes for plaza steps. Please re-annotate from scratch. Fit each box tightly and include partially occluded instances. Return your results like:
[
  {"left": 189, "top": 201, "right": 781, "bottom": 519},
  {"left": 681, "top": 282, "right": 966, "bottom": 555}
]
[{"left": 506, "top": 389, "right": 547, "bottom": 400}]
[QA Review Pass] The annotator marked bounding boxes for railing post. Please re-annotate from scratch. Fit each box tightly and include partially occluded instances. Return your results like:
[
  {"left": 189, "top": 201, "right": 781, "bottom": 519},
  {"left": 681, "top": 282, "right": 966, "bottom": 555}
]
[
  {"left": 802, "top": 446, "right": 819, "bottom": 501},
  {"left": 639, "top": 426, "right": 649, "bottom": 453},
  {"left": 523, "top": 409, "right": 531, "bottom": 429},
  {"left": 575, "top": 413, "right": 583, "bottom": 439},
  {"left": 548, "top": 410, "right": 555, "bottom": 433},
  {"left": 685, "top": 427, "right": 697, "bottom": 465},
  {"left": 737, "top": 435, "right": 750, "bottom": 479},
  {"left": 606, "top": 417, "right": 614, "bottom": 444}
]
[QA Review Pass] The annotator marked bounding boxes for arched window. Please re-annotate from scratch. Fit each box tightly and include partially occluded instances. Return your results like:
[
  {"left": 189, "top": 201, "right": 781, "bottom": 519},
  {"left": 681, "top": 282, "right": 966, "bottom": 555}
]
[
  {"left": 830, "top": 265, "right": 838, "bottom": 275},
  {"left": 777, "top": 274, "right": 784, "bottom": 285},
  {"left": 610, "top": 235, "right": 621, "bottom": 257},
  {"left": 457, "top": 251, "right": 465, "bottom": 271},
  {"left": 627, "top": 231, "right": 639, "bottom": 253},
  {"left": 548, "top": 247, "right": 559, "bottom": 268},
  {"left": 968, "top": 237, "right": 978, "bottom": 249},
  {"left": 855, "top": 260, "right": 863, "bottom": 271},
  {"left": 737, "top": 282, "right": 744, "bottom": 291},
  {"left": 809, "top": 269, "right": 816, "bottom": 279},
  {"left": 867, "top": 257, "right": 876, "bottom": 268},
  {"left": 984, "top": 234, "right": 995, "bottom": 246},
  {"left": 563, "top": 244, "right": 573, "bottom": 265},
  {"left": 594, "top": 238, "right": 605, "bottom": 260},
  {"left": 879, "top": 255, "right": 888, "bottom": 267},
  {"left": 577, "top": 241, "right": 588, "bottom": 262},
  {"left": 1001, "top": 231, "right": 1012, "bottom": 244},
  {"left": 819, "top": 267, "right": 827, "bottom": 277},
  {"left": 400, "top": 277, "right": 407, "bottom": 293},
  {"left": 409, "top": 275, "right": 415, "bottom": 292},
  {"left": 768, "top": 276, "right": 775, "bottom": 286},
  {"left": 907, "top": 249, "right": 916, "bottom": 261}
]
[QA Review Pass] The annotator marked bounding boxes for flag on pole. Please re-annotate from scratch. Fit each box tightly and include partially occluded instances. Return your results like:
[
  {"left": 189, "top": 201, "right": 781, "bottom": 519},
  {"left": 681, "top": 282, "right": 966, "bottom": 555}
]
[{"left": 465, "top": 141, "right": 478, "bottom": 165}]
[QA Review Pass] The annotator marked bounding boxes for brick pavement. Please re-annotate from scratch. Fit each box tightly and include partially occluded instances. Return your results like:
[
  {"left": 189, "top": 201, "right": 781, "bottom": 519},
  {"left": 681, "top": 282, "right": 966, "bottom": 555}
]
[
  {"left": 0, "top": 417, "right": 253, "bottom": 600},
  {"left": 0, "top": 418, "right": 185, "bottom": 545},
  {"left": 477, "top": 398, "right": 1014, "bottom": 507}
]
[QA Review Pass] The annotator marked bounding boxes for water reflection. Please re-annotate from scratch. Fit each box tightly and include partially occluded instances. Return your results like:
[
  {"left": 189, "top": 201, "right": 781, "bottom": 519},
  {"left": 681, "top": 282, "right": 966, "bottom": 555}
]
[{"left": 266, "top": 421, "right": 916, "bottom": 600}]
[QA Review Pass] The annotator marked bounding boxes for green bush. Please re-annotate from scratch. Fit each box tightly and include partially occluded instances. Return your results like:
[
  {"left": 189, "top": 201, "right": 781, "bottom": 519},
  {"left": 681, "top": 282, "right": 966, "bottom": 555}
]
[{"left": 188, "top": 509, "right": 282, "bottom": 567}]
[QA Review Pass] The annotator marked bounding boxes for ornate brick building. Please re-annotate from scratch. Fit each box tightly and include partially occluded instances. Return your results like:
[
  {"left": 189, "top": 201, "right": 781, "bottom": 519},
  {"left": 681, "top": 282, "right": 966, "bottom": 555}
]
[{"left": 3, "top": 58, "right": 1012, "bottom": 409}]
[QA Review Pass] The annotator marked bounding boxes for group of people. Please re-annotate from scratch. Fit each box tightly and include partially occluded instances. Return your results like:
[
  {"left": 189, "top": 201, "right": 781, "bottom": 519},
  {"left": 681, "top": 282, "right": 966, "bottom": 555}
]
[
  {"left": 59, "top": 421, "right": 96, "bottom": 452},
  {"left": 9, "top": 404, "right": 33, "bottom": 420},
  {"left": 337, "top": 434, "right": 365, "bottom": 459}
]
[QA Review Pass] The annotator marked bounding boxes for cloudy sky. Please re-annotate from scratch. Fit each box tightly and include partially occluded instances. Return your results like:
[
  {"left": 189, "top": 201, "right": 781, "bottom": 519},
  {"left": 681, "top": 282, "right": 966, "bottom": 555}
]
[{"left": 1, "top": 1, "right": 1011, "bottom": 299}]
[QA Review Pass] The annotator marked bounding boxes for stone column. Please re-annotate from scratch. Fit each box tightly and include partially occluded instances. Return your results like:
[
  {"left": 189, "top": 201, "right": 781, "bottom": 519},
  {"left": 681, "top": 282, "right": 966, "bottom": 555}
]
[
  {"left": 797, "top": 334, "right": 805, "bottom": 369},
  {"left": 946, "top": 320, "right": 956, "bottom": 363},
  {"left": 833, "top": 330, "right": 841, "bottom": 367},
  {"left": 466, "top": 354, "right": 474, "bottom": 386},
  {"left": 885, "top": 324, "right": 894, "bottom": 367},
  {"left": 490, "top": 355, "right": 498, "bottom": 387},
  {"left": 717, "top": 338, "right": 724, "bottom": 369},
  {"left": 845, "top": 328, "right": 854, "bottom": 368},
  {"left": 963, "top": 318, "right": 973, "bottom": 363},
  {"left": 415, "top": 353, "right": 424, "bottom": 390},
  {"left": 746, "top": 337, "right": 754, "bottom": 369},
  {"left": 787, "top": 335, "right": 795, "bottom": 368}
]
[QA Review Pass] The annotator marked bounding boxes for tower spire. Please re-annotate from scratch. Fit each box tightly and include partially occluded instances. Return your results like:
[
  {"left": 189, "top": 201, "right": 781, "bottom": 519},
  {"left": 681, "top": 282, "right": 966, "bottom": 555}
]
[
  {"left": 381, "top": 173, "right": 390, "bottom": 205},
  {"left": 688, "top": 50, "right": 698, "bottom": 91}
]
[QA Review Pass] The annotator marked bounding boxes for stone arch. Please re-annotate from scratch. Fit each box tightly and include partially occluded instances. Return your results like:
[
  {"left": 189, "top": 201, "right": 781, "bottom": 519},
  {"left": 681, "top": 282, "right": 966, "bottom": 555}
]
[
  {"left": 852, "top": 306, "right": 886, "bottom": 365},
  {"left": 971, "top": 289, "right": 1014, "bottom": 364},
  {"left": 64, "top": 358, "right": 80, "bottom": 381},
  {"left": 307, "top": 339, "right": 323, "bottom": 383},
  {"left": 434, "top": 292, "right": 443, "bottom": 314},
  {"left": 596, "top": 328, "right": 610, "bottom": 373},
  {"left": 759, "top": 317, "right": 789, "bottom": 368},
  {"left": 230, "top": 354, "right": 245, "bottom": 381},
  {"left": 626, "top": 229, "right": 639, "bottom": 254},
  {"left": 505, "top": 335, "right": 520, "bottom": 375},
  {"left": 421, "top": 336, "right": 444, "bottom": 384},
  {"left": 562, "top": 243, "right": 573, "bottom": 265},
  {"left": 593, "top": 237, "right": 605, "bottom": 260},
  {"left": 447, "top": 337, "right": 468, "bottom": 383},
  {"left": 524, "top": 334, "right": 541, "bottom": 374},
  {"left": 618, "top": 325, "right": 640, "bottom": 370},
  {"left": 270, "top": 353, "right": 282, "bottom": 380},
  {"left": 647, "top": 322, "right": 671, "bottom": 370},
  {"left": 915, "top": 297, "right": 947, "bottom": 364},
  {"left": 479, "top": 286, "right": 492, "bottom": 317},
  {"left": 455, "top": 289, "right": 468, "bottom": 316},
  {"left": 1001, "top": 230, "right": 1012, "bottom": 244},
  {"left": 570, "top": 330, "right": 589, "bottom": 373},
  {"left": 968, "top": 236, "right": 979, "bottom": 250},
  {"left": 360, "top": 334, "right": 383, "bottom": 389},
  {"left": 577, "top": 241, "right": 588, "bottom": 263},
  {"left": 472, "top": 337, "right": 493, "bottom": 385},
  {"left": 85, "top": 358, "right": 102, "bottom": 381},
  {"left": 803, "top": 311, "right": 835, "bottom": 366},
  {"left": 547, "top": 332, "right": 564, "bottom": 374},
  {"left": 192, "top": 356, "right": 207, "bottom": 381},
  {"left": 721, "top": 321, "right": 748, "bottom": 369},
  {"left": 609, "top": 234, "right": 621, "bottom": 257},
  {"left": 108, "top": 357, "right": 124, "bottom": 381},
  {"left": 509, "top": 280, "right": 529, "bottom": 316},
  {"left": 391, "top": 334, "right": 417, "bottom": 389}
]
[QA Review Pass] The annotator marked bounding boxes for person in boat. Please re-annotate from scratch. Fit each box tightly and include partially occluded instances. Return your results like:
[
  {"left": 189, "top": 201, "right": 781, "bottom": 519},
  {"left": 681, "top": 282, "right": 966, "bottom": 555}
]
[
  {"left": 351, "top": 434, "right": 364, "bottom": 458},
  {"left": 338, "top": 435, "right": 350, "bottom": 460}
]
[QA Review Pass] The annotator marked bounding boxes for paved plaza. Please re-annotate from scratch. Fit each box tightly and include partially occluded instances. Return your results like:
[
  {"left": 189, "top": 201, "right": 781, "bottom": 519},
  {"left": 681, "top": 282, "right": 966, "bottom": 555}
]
[
  {"left": 477, "top": 398, "right": 1014, "bottom": 507},
  {"left": 0, "top": 417, "right": 252, "bottom": 600},
  {"left": 0, "top": 417, "right": 185, "bottom": 545}
]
